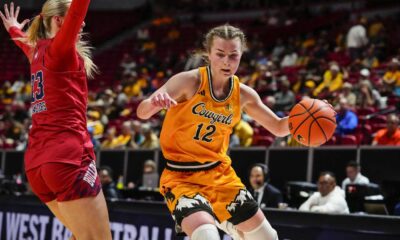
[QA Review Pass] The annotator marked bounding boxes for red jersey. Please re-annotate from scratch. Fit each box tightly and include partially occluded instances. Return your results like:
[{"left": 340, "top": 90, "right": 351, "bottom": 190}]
[{"left": 9, "top": 0, "right": 94, "bottom": 170}]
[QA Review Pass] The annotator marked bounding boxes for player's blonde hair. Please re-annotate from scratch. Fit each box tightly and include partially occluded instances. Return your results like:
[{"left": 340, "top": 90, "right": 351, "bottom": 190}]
[
  {"left": 203, "top": 24, "right": 247, "bottom": 53},
  {"left": 23, "top": 0, "right": 97, "bottom": 78}
]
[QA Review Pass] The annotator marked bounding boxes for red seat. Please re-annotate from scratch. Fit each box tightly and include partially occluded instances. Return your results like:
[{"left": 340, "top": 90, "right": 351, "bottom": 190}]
[
  {"left": 253, "top": 135, "right": 275, "bottom": 147},
  {"left": 325, "top": 135, "right": 336, "bottom": 145},
  {"left": 371, "top": 123, "right": 387, "bottom": 133},
  {"left": 357, "top": 107, "right": 375, "bottom": 117},
  {"left": 355, "top": 124, "right": 372, "bottom": 145},
  {"left": 368, "top": 115, "right": 387, "bottom": 124},
  {"left": 340, "top": 135, "right": 358, "bottom": 145}
]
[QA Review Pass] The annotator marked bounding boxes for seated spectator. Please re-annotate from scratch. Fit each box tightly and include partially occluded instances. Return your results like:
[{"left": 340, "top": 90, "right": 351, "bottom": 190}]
[
  {"left": 140, "top": 159, "right": 159, "bottom": 189},
  {"left": 119, "top": 53, "right": 137, "bottom": 77},
  {"left": 335, "top": 98, "right": 358, "bottom": 135},
  {"left": 299, "top": 172, "right": 349, "bottom": 214},
  {"left": 131, "top": 120, "right": 145, "bottom": 147},
  {"left": 362, "top": 47, "right": 379, "bottom": 69},
  {"left": 233, "top": 119, "right": 254, "bottom": 147},
  {"left": 140, "top": 124, "right": 159, "bottom": 149},
  {"left": 382, "top": 58, "right": 400, "bottom": 94},
  {"left": 357, "top": 80, "right": 382, "bottom": 109},
  {"left": 249, "top": 164, "right": 283, "bottom": 208},
  {"left": 229, "top": 133, "right": 240, "bottom": 148},
  {"left": 274, "top": 79, "right": 295, "bottom": 112},
  {"left": 280, "top": 48, "right": 298, "bottom": 68},
  {"left": 313, "top": 63, "right": 343, "bottom": 97},
  {"left": 101, "top": 127, "right": 118, "bottom": 149},
  {"left": 337, "top": 82, "right": 356, "bottom": 108},
  {"left": 342, "top": 161, "right": 370, "bottom": 190},
  {"left": 87, "top": 110, "right": 104, "bottom": 139},
  {"left": 116, "top": 122, "right": 133, "bottom": 149},
  {"left": 99, "top": 166, "right": 120, "bottom": 199},
  {"left": 271, "top": 38, "right": 285, "bottom": 59},
  {"left": 372, "top": 114, "right": 400, "bottom": 146}
]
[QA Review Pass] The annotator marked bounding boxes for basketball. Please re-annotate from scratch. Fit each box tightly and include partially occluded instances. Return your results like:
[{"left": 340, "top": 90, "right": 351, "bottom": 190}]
[{"left": 288, "top": 98, "right": 337, "bottom": 147}]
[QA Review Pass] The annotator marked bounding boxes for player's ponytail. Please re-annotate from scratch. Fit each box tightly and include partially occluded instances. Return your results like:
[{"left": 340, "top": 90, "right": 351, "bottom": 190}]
[
  {"left": 25, "top": 15, "right": 47, "bottom": 47},
  {"left": 20, "top": 0, "right": 98, "bottom": 78}
]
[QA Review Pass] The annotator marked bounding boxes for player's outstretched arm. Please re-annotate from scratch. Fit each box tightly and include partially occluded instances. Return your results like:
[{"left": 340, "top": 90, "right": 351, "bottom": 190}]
[
  {"left": 137, "top": 69, "right": 198, "bottom": 120},
  {"left": 240, "top": 83, "right": 290, "bottom": 137},
  {"left": 1, "top": 2, "right": 31, "bottom": 59}
]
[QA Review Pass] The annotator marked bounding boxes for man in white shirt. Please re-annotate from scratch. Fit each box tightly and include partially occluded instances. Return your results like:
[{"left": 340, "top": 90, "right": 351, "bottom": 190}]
[
  {"left": 342, "top": 161, "right": 370, "bottom": 190},
  {"left": 299, "top": 172, "right": 349, "bottom": 214},
  {"left": 346, "top": 17, "right": 368, "bottom": 60}
]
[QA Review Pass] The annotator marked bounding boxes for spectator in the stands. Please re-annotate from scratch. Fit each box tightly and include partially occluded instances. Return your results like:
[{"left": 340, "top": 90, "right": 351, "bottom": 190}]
[
  {"left": 233, "top": 119, "right": 254, "bottom": 147},
  {"left": 87, "top": 110, "right": 104, "bottom": 139},
  {"left": 335, "top": 98, "right": 358, "bottom": 135},
  {"left": 112, "top": 122, "right": 133, "bottom": 149},
  {"left": 137, "top": 27, "right": 149, "bottom": 41},
  {"left": 337, "top": 82, "right": 356, "bottom": 109},
  {"left": 313, "top": 63, "right": 343, "bottom": 98},
  {"left": 346, "top": 17, "right": 368, "bottom": 61},
  {"left": 271, "top": 38, "right": 285, "bottom": 59},
  {"left": 119, "top": 53, "right": 137, "bottom": 77},
  {"left": 101, "top": 127, "right": 118, "bottom": 149},
  {"left": 140, "top": 159, "right": 159, "bottom": 189},
  {"left": 140, "top": 123, "right": 159, "bottom": 149},
  {"left": 130, "top": 120, "right": 145, "bottom": 148},
  {"left": 299, "top": 172, "right": 349, "bottom": 214},
  {"left": 249, "top": 164, "right": 283, "bottom": 208},
  {"left": 274, "top": 78, "right": 295, "bottom": 112},
  {"left": 99, "top": 166, "right": 120, "bottom": 199},
  {"left": 357, "top": 79, "right": 382, "bottom": 109},
  {"left": 382, "top": 58, "right": 400, "bottom": 95},
  {"left": 362, "top": 46, "right": 379, "bottom": 69},
  {"left": 372, "top": 114, "right": 400, "bottom": 146},
  {"left": 280, "top": 47, "right": 298, "bottom": 68},
  {"left": 342, "top": 161, "right": 370, "bottom": 190}
]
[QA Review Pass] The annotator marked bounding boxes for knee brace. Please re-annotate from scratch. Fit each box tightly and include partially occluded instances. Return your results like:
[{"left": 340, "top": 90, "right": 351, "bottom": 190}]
[
  {"left": 243, "top": 219, "right": 278, "bottom": 240},
  {"left": 191, "top": 224, "right": 221, "bottom": 240}
]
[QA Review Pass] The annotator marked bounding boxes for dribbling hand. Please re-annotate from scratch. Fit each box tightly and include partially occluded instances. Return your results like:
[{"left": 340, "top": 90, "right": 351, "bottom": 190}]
[
  {"left": 0, "top": 2, "right": 30, "bottom": 32},
  {"left": 150, "top": 92, "right": 178, "bottom": 109}
]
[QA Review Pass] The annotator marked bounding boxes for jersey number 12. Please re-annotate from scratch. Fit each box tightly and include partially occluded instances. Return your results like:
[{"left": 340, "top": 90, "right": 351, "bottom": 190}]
[{"left": 193, "top": 123, "right": 216, "bottom": 142}]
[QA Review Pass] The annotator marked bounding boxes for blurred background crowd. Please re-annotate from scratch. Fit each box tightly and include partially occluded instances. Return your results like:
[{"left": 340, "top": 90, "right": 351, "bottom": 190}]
[
  {"left": 1, "top": 0, "right": 399, "bottom": 151},
  {"left": 1, "top": 0, "right": 400, "bottom": 217}
]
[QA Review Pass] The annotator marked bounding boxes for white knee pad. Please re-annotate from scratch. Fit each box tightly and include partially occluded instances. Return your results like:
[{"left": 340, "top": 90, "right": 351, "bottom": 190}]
[
  {"left": 243, "top": 219, "right": 278, "bottom": 240},
  {"left": 216, "top": 221, "right": 243, "bottom": 240},
  {"left": 191, "top": 224, "right": 221, "bottom": 240}
]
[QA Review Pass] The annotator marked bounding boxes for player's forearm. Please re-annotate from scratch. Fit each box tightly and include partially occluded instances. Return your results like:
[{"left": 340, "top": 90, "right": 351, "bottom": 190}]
[
  {"left": 274, "top": 117, "right": 290, "bottom": 137},
  {"left": 137, "top": 99, "right": 161, "bottom": 120},
  {"left": 9, "top": 26, "right": 31, "bottom": 58}
]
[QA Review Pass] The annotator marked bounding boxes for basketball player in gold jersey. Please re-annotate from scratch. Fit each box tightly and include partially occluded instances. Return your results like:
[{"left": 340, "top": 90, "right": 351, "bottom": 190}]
[{"left": 137, "top": 25, "right": 288, "bottom": 240}]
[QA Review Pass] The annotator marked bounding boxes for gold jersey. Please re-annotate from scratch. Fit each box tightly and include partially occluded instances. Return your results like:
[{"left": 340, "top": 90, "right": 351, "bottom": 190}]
[{"left": 160, "top": 66, "right": 241, "bottom": 164}]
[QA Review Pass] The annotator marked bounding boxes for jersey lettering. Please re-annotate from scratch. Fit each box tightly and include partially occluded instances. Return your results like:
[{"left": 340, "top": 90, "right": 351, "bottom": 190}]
[{"left": 31, "top": 71, "right": 45, "bottom": 102}]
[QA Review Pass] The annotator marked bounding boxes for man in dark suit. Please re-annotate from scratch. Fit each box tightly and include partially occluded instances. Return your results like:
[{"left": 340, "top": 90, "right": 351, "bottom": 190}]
[{"left": 249, "top": 164, "right": 283, "bottom": 208}]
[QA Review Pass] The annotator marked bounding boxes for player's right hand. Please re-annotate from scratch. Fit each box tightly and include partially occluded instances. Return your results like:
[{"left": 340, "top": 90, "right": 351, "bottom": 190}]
[
  {"left": 0, "top": 2, "right": 29, "bottom": 32},
  {"left": 150, "top": 92, "right": 178, "bottom": 109}
]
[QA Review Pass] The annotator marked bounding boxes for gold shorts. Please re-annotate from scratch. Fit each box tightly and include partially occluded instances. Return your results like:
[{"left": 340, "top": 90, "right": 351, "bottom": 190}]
[{"left": 159, "top": 160, "right": 258, "bottom": 231}]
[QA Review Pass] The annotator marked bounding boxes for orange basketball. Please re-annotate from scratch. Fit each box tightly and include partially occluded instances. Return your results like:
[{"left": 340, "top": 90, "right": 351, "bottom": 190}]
[{"left": 288, "top": 98, "right": 337, "bottom": 147}]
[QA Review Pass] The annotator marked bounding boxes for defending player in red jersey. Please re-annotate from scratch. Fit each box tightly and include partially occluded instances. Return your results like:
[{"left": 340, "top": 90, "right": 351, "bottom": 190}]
[{"left": 1, "top": 1, "right": 112, "bottom": 239}]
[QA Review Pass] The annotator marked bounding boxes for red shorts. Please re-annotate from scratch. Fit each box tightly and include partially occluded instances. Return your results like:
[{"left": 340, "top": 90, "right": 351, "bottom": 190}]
[{"left": 26, "top": 152, "right": 101, "bottom": 203}]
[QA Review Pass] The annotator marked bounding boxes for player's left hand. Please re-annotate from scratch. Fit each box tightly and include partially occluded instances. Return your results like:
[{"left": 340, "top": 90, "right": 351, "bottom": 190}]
[
  {"left": 0, "top": 2, "right": 30, "bottom": 32},
  {"left": 150, "top": 92, "right": 178, "bottom": 109}
]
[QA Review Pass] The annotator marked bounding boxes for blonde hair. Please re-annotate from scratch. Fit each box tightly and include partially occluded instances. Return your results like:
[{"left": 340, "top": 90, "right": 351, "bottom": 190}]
[
  {"left": 203, "top": 24, "right": 247, "bottom": 53},
  {"left": 23, "top": 0, "right": 97, "bottom": 78}
]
